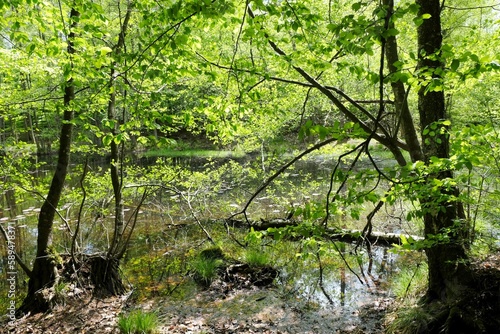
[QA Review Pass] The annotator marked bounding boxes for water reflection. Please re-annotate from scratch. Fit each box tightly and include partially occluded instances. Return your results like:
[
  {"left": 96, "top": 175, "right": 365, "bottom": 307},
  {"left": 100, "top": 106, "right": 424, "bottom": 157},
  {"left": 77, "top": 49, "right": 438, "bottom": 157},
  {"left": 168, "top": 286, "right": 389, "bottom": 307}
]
[{"left": 290, "top": 246, "right": 396, "bottom": 312}]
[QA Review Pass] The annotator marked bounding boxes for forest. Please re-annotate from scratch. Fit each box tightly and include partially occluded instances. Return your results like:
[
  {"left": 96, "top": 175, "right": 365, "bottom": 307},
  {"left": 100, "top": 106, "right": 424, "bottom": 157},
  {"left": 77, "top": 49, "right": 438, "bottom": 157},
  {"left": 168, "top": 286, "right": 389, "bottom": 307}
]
[{"left": 0, "top": 0, "right": 499, "bottom": 333}]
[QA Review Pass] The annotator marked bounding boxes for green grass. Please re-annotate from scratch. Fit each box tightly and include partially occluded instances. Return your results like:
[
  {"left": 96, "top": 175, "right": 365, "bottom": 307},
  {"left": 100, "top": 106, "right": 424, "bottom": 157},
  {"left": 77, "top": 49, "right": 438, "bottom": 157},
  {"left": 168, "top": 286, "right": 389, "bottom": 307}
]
[
  {"left": 117, "top": 310, "right": 158, "bottom": 334},
  {"left": 385, "top": 262, "right": 431, "bottom": 334},
  {"left": 385, "top": 305, "right": 435, "bottom": 334},
  {"left": 243, "top": 248, "right": 270, "bottom": 267},
  {"left": 189, "top": 255, "right": 224, "bottom": 287},
  {"left": 390, "top": 262, "right": 427, "bottom": 301}
]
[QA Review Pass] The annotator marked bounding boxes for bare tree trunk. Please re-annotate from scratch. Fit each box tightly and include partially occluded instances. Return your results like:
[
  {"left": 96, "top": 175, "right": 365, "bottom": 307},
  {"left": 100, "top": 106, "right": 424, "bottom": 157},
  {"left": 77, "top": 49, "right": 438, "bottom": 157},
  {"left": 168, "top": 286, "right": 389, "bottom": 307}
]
[
  {"left": 107, "top": 2, "right": 132, "bottom": 259},
  {"left": 18, "top": 7, "right": 79, "bottom": 315},
  {"left": 383, "top": 0, "right": 423, "bottom": 163}
]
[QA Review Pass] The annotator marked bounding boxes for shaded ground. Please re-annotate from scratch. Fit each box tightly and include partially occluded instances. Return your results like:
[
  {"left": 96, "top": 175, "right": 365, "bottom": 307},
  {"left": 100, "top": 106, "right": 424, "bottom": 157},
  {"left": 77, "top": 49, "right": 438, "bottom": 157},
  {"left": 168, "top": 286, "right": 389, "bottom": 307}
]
[
  {"left": 3, "top": 292, "right": 127, "bottom": 334},
  {"left": 3, "top": 252, "right": 498, "bottom": 334},
  {"left": 3, "top": 286, "right": 390, "bottom": 334}
]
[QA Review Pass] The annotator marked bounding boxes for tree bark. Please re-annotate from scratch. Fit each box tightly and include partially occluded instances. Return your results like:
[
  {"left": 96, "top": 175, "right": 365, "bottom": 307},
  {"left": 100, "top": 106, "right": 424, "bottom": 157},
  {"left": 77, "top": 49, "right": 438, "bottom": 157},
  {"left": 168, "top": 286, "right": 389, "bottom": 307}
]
[
  {"left": 416, "top": 0, "right": 471, "bottom": 302},
  {"left": 19, "top": 7, "right": 79, "bottom": 315},
  {"left": 383, "top": 0, "right": 423, "bottom": 163},
  {"left": 107, "top": 2, "right": 132, "bottom": 259}
]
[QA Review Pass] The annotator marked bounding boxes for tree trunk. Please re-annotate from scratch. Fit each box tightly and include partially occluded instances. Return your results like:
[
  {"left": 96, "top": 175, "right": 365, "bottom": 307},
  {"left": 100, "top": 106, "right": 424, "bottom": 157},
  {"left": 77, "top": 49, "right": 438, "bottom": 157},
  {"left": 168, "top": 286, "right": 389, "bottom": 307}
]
[
  {"left": 89, "top": 256, "right": 126, "bottom": 295},
  {"left": 18, "top": 7, "right": 79, "bottom": 315},
  {"left": 383, "top": 0, "right": 423, "bottom": 163},
  {"left": 107, "top": 2, "right": 132, "bottom": 259},
  {"left": 416, "top": 0, "right": 471, "bottom": 303}
]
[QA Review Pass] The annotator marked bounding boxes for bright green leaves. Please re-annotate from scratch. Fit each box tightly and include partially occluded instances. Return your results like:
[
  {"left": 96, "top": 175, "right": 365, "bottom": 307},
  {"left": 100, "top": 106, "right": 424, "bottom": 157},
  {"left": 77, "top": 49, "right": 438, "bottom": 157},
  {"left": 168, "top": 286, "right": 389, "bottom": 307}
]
[
  {"left": 351, "top": 2, "right": 363, "bottom": 11},
  {"left": 102, "top": 132, "right": 130, "bottom": 146},
  {"left": 422, "top": 120, "right": 450, "bottom": 146},
  {"left": 452, "top": 124, "right": 498, "bottom": 172},
  {"left": 266, "top": 222, "right": 325, "bottom": 242},
  {"left": 449, "top": 51, "right": 497, "bottom": 80},
  {"left": 413, "top": 13, "right": 431, "bottom": 27},
  {"left": 382, "top": 121, "right": 499, "bottom": 225},
  {"left": 293, "top": 201, "right": 324, "bottom": 221},
  {"left": 327, "top": 13, "right": 377, "bottom": 56},
  {"left": 98, "top": 46, "right": 113, "bottom": 56}
]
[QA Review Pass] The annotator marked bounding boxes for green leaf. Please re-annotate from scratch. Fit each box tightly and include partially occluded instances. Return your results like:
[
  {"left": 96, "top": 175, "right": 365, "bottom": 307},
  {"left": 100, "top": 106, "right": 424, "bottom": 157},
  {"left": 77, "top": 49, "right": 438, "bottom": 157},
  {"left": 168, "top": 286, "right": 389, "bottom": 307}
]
[
  {"left": 103, "top": 134, "right": 113, "bottom": 146},
  {"left": 99, "top": 46, "right": 113, "bottom": 55},
  {"left": 450, "top": 59, "right": 460, "bottom": 71},
  {"left": 464, "top": 161, "right": 473, "bottom": 171},
  {"left": 26, "top": 43, "right": 36, "bottom": 55}
]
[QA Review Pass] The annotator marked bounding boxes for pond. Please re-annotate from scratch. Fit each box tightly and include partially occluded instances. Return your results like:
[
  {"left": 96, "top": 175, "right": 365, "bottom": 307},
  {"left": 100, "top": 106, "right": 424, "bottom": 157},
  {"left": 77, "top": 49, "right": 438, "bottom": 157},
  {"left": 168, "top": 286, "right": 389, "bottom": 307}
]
[{"left": 1, "top": 148, "right": 421, "bottom": 332}]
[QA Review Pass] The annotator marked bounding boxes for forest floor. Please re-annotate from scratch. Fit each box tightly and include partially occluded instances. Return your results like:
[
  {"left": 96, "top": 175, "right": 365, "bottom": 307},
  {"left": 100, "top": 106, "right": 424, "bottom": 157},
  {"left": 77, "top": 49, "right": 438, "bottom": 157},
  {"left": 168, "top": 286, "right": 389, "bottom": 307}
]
[
  {"left": 3, "top": 252, "right": 499, "bottom": 334},
  {"left": 3, "top": 287, "right": 389, "bottom": 334}
]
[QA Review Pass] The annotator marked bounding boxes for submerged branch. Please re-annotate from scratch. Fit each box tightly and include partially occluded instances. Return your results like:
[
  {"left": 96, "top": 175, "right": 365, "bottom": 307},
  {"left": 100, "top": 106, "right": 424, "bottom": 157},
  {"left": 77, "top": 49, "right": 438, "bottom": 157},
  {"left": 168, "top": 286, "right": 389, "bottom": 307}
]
[{"left": 316, "top": 251, "right": 335, "bottom": 304}]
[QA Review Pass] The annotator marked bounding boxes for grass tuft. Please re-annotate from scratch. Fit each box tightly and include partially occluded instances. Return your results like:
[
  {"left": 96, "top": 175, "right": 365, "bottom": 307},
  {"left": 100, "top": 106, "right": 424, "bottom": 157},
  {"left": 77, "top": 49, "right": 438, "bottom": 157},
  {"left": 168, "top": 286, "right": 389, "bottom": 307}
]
[
  {"left": 386, "top": 305, "right": 435, "bottom": 334},
  {"left": 243, "top": 248, "right": 270, "bottom": 267},
  {"left": 391, "top": 262, "right": 427, "bottom": 301},
  {"left": 189, "top": 255, "right": 224, "bottom": 287},
  {"left": 118, "top": 310, "right": 158, "bottom": 334}
]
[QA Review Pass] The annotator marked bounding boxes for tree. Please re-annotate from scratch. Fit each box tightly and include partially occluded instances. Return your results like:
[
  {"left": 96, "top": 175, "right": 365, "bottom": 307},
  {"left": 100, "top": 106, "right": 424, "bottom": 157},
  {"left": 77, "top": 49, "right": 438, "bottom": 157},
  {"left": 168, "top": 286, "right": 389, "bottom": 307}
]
[
  {"left": 4, "top": 0, "right": 235, "bottom": 315},
  {"left": 209, "top": 0, "right": 499, "bottom": 330},
  {"left": 17, "top": 5, "right": 79, "bottom": 314},
  {"left": 414, "top": 0, "right": 472, "bottom": 303}
]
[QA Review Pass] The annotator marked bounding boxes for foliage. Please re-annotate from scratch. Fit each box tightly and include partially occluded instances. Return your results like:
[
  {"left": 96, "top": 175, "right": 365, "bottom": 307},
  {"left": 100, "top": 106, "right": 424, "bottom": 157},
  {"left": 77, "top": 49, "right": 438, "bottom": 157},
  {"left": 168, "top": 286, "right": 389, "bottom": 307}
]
[
  {"left": 52, "top": 282, "right": 68, "bottom": 307},
  {"left": 188, "top": 253, "right": 224, "bottom": 287},
  {"left": 390, "top": 262, "right": 427, "bottom": 301},
  {"left": 117, "top": 310, "right": 158, "bottom": 334},
  {"left": 123, "top": 252, "right": 184, "bottom": 300},
  {"left": 243, "top": 247, "right": 270, "bottom": 267},
  {"left": 0, "top": 0, "right": 499, "bottom": 325}
]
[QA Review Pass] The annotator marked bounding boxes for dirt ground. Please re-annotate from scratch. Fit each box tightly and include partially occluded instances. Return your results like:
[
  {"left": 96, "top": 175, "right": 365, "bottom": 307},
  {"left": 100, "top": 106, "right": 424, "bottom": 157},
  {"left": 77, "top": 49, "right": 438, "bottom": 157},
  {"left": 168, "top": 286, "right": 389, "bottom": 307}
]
[{"left": 2, "top": 287, "right": 390, "bottom": 334}]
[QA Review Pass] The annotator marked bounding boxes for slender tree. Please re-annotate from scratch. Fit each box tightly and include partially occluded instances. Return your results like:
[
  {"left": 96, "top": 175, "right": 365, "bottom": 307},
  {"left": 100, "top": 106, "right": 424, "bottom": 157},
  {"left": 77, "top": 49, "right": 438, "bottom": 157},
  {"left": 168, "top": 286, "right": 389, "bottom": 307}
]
[{"left": 19, "top": 6, "right": 80, "bottom": 314}]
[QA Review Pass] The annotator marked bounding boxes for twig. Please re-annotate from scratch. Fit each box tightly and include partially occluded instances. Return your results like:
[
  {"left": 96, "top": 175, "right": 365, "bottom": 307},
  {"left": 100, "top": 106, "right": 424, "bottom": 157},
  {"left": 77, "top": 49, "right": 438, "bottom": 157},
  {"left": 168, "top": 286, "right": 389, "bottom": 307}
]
[
  {"left": 180, "top": 188, "right": 215, "bottom": 244},
  {"left": 117, "top": 187, "right": 150, "bottom": 259},
  {"left": 17, "top": 184, "right": 73, "bottom": 234},
  {"left": 0, "top": 223, "right": 33, "bottom": 279},
  {"left": 316, "top": 250, "right": 334, "bottom": 304},
  {"left": 323, "top": 141, "right": 366, "bottom": 226},
  {"left": 71, "top": 159, "right": 89, "bottom": 262},
  {"left": 229, "top": 136, "right": 339, "bottom": 223}
]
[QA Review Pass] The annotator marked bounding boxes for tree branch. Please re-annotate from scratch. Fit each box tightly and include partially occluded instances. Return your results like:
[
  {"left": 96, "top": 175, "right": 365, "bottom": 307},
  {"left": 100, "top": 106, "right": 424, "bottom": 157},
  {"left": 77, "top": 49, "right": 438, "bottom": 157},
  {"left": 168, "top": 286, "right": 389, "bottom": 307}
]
[
  {"left": 229, "top": 136, "right": 339, "bottom": 223},
  {"left": 0, "top": 223, "right": 33, "bottom": 279},
  {"left": 197, "top": 52, "right": 409, "bottom": 152},
  {"left": 443, "top": 4, "right": 500, "bottom": 10}
]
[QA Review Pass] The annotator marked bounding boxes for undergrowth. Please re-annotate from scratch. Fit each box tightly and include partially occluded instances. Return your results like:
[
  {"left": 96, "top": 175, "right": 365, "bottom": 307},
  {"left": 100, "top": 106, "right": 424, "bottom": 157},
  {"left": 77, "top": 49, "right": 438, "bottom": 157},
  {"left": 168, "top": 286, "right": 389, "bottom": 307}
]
[{"left": 118, "top": 309, "right": 158, "bottom": 334}]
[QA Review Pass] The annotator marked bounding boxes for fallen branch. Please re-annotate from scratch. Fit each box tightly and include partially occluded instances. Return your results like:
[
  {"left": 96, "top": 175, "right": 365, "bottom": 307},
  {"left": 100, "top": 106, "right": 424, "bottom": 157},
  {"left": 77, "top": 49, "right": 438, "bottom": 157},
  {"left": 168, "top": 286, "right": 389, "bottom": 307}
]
[{"left": 226, "top": 218, "right": 423, "bottom": 247}]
